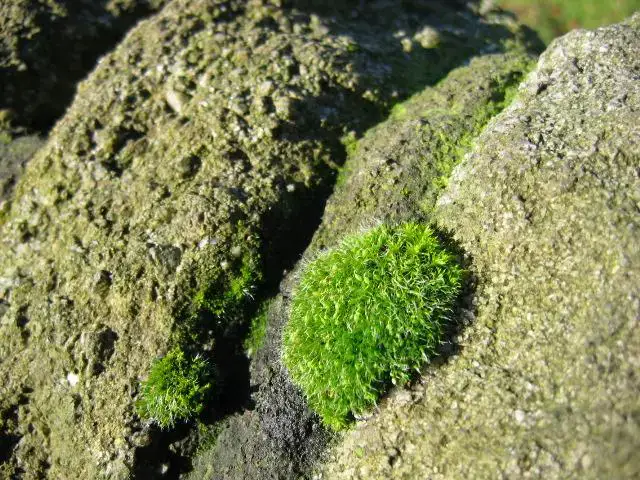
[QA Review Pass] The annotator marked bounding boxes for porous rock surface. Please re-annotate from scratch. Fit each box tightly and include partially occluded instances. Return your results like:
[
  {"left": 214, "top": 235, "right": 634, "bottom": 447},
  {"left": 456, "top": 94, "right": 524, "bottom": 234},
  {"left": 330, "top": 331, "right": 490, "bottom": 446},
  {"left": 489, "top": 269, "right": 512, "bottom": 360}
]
[
  {"left": 320, "top": 14, "right": 640, "bottom": 479},
  {"left": 0, "top": 133, "right": 44, "bottom": 206},
  {"left": 0, "top": 0, "right": 537, "bottom": 478},
  {"left": 186, "top": 3, "right": 542, "bottom": 479},
  {"left": 1, "top": 0, "right": 169, "bottom": 213},
  {"left": 0, "top": 0, "right": 169, "bottom": 133}
]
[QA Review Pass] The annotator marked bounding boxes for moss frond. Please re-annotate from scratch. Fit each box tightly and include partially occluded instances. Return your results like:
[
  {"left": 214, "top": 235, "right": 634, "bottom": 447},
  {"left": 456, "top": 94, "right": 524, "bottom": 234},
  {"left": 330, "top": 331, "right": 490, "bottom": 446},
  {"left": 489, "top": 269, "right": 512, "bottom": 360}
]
[
  {"left": 135, "top": 347, "right": 212, "bottom": 429},
  {"left": 283, "top": 223, "right": 463, "bottom": 430}
]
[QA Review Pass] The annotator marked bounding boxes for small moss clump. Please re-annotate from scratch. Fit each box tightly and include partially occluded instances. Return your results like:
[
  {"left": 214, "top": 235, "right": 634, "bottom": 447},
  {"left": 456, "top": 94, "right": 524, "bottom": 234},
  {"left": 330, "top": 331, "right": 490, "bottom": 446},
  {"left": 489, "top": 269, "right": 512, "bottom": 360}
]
[
  {"left": 244, "top": 301, "right": 270, "bottom": 358},
  {"left": 136, "top": 347, "right": 212, "bottom": 429},
  {"left": 283, "top": 223, "right": 463, "bottom": 430},
  {"left": 192, "top": 249, "right": 261, "bottom": 318}
]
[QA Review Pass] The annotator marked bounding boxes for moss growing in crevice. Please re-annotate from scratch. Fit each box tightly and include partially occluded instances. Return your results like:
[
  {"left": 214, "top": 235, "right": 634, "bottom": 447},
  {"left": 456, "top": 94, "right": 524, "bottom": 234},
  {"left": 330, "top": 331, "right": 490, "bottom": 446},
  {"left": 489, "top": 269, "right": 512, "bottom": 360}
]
[
  {"left": 283, "top": 223, "right": 463, "bottom": 430},
  {"left": 135, "top": 347, "right": 213, "bottom": 429},
  {"left": 136, "top": 223, "right": 263, "bottom": 431},
  {"left": 244, "top": 300, "right": 271, "bottom": 358},
  {"left": 425, "top": 68, "right": 529, "bottom": 197},
  {"left": 192, "top": 251, "right": 261, "bottom": 322},
  {"left": 312, "top": 51, "right": 538, "bottom": 250}
]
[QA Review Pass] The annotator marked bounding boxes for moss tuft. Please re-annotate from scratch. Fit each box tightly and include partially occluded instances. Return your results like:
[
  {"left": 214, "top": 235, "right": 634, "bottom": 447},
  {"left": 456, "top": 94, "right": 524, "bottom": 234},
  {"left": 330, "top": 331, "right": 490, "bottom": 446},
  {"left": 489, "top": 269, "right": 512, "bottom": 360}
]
[
  {"left": 244, "top": 301, "right": 270, "bottom": 358},
  {"left": 135, "top": 347, "right": 212, "bottom": 429},
  {"left": 193, "top": 250, "right": 261, "bottom": 319},
  {"left": 283, "top": 223, "right": 463, "bottom": 430}
]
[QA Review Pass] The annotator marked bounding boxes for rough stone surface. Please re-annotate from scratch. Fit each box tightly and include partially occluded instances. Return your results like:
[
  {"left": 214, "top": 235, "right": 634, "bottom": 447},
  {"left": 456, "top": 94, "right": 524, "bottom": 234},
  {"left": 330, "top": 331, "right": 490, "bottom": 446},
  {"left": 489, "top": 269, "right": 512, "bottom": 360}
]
[
  {"left": 0, "top": 1, "right": 535, "bottom": 478},
  {"left": 312, "top": 47, "right": 538, "bottom": 250},
  {"left": 0, "top": 131, "right": 44, "bottom": 206},
  {"left": 320, "top": 15, "right": 640, "bottom": 479},
  {"left": 186, "top": 3, "right": 541, "bottom": 480},
  {"left": 0, "top": 0, "right": 169, "bottom": 133}
]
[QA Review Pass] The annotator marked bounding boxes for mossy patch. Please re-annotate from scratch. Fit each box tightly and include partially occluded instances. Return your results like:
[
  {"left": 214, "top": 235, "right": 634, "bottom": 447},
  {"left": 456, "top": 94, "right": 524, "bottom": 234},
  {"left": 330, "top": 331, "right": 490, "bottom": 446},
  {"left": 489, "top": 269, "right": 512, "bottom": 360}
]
[
  {"left": 192, "top": 250, "right": 261, "bottom": 321},
  {"left": 136, "top": 347, "right": 212, "bottom": 429},
  {"left": 283, "top": 223, "right": 463, "bottom": 430},
  {"left": 425, "top": 67, "right": 529, "bottom": 197},
  {"left": 244, "top": 301, "right": 270, "bottom": 358},
  {"left": 312, "top": 48, "right": 538, "bottom": 249}
]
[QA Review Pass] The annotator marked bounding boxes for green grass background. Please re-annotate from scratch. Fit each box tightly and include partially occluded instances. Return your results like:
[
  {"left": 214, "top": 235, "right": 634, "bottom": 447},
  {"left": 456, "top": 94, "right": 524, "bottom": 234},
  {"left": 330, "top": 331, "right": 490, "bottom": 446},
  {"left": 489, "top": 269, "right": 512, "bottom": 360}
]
[{"left": 498, "top": 0, "right": 640, "bottom": 43}]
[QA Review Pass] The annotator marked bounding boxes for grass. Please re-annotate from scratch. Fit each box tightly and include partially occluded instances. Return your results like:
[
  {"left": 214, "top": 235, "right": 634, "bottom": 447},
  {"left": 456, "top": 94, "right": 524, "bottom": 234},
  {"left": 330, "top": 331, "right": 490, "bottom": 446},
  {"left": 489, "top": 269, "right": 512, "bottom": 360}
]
[
  {"left": 498, "top": 0, "right": 640, "bottom": 44},
  {"left": 282, "top": 223, "right": 463, "bottom": 430},
  {"left": 135, "top": 347, "right": 212, "bottom": 429}
]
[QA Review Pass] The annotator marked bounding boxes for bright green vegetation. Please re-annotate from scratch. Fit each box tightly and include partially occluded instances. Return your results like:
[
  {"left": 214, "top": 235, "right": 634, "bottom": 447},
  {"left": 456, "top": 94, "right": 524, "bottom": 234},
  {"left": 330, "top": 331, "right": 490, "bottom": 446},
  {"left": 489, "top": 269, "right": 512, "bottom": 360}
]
[
  {"left": 499, "top": 0, "right": 640, "bottom": 43},
  {"left": 192, "top": 250, "right": 261, "bottom": 319},
  {"left": 283, "top": 223, "right": 463, "bottom": 430},
  {"left": 244, "top": 301, "right": 270, "bottom": 358},
  {"left": 136, "top": 347, "right": 212, "bottom": 429}
]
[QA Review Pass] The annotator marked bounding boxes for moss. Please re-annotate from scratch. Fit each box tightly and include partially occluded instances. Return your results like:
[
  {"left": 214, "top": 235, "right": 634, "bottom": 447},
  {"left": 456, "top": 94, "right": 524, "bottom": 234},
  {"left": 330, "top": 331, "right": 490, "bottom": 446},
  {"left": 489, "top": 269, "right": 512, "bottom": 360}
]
[
  {"left": 425, "top": 68, "right": 531, "bottom": 198},
  {"left": 135, "top": 347, "right": 212, "bottom": 429},
  {"left": 335, "top": 131, "right": 360, "bottom": 188},
  {"left": 0, "top": 203, "right": 8, "bottom": 228},
  {"left": 244, "top": 301, "right": 270, "bottom": 358},
  {"left": 389, "top": 103, "right": 408, "bottom": 120},
  {"left": 195, "top": 421, "right": 224, "bottom": 454},
  {"left": 283, "top": 223, "right": 463, "bottom": 430},
  {"left": 192, "top": 250, "right": 261, "bottom": 319},
  {"left": 312, "top": 50, "right": 538, "bottom": 251}
]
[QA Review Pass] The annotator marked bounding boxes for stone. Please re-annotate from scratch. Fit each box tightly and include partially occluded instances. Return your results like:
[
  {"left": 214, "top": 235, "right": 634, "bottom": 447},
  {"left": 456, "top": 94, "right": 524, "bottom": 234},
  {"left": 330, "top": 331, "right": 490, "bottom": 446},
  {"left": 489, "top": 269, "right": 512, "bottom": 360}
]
[
  {"left": 0, "top": 1, "right": 532, "bottom": 478},
  {"left": 0, "top": 0, "right": 170, "bottom": 132},
  {"left": 321, "top": 14, "right": 640, "bottom": 479},
  {"left": 187, "top": 2, "right": 542, "bottom": 479}
]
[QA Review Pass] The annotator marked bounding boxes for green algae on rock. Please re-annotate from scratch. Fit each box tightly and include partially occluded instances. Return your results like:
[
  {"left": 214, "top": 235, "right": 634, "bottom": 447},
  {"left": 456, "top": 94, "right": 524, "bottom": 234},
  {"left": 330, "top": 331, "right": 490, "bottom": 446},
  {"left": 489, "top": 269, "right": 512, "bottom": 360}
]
[{"left": 321, "top": 14, "right": 640, "bottom": 479}]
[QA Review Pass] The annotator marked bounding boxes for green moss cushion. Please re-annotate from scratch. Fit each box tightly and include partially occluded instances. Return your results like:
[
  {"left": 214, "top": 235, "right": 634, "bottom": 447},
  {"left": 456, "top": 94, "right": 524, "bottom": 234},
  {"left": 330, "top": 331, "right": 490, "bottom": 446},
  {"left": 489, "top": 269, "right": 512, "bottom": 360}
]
[{"left": 283, "top": 223, "right": 463, "bottom": 430}]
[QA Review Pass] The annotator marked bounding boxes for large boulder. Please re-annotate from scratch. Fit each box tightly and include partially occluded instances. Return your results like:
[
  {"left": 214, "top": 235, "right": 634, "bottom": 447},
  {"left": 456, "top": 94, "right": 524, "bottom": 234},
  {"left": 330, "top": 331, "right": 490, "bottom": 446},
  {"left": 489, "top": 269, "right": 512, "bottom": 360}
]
[
  {"left": 0, "top": 0, "right": 538, "bottom": 478},
  {"left": 320, "top": 14, "right": 640, "bottom": 479},
  {"left": 190, "top": 9, "right": 542, "bottom": 480}
]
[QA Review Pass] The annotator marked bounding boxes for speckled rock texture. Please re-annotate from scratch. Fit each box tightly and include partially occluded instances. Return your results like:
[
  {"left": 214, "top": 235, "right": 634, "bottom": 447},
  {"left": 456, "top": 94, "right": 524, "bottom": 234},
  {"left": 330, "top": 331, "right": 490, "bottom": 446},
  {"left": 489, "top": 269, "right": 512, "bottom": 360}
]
[
  {"left": 0, "top": 1, "right": 540, "bottom": 478},
  {"left": 184, "top": 3, "right": 543, "bottom": 480},
  {"left": 0, "top": 132, "right": 44, "bottom": 206},
  {"left": 0, "top": 0, "right": 169, "bottom": 133},
  {"left": 320, "top": 14, "right": 640, "bottom": 479}
]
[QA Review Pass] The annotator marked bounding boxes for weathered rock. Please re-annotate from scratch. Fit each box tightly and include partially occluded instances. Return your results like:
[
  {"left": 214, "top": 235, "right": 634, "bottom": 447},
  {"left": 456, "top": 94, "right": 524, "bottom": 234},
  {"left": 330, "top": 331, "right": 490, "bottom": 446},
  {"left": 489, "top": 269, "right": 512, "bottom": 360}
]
[
  {"left": 0, "top": 0, "right": 536, "bottom": 478},
  {"left": 0, "top": 129, "right": 44, "bottom": 207},
  {"left": 185, "top": 3, "right": 543, "bottom": 480},
  {"left": 320, "top": 14, "right": 640, "bottom": 479},
  {"left": 0, "top": 0, "right": 169, "bottom": 133}
]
